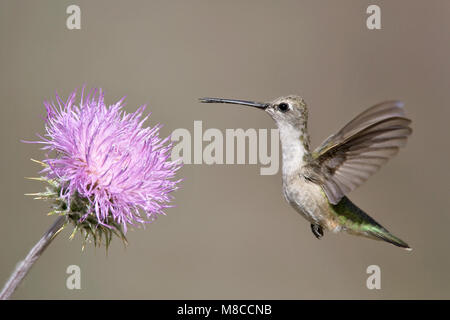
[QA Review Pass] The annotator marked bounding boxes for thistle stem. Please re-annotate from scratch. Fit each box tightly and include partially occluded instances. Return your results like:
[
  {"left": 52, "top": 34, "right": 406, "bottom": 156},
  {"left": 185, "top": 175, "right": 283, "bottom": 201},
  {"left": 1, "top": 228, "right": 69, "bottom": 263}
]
[{"left": 0, "top": 215, "right": 67, "bottom": 300}]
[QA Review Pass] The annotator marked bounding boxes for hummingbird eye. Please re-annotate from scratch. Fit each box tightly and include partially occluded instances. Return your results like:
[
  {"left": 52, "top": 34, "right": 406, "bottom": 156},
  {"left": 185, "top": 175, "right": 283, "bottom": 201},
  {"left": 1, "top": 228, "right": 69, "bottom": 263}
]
[{"left": 278, "top": 102, "right": 289, "bottom": 112}]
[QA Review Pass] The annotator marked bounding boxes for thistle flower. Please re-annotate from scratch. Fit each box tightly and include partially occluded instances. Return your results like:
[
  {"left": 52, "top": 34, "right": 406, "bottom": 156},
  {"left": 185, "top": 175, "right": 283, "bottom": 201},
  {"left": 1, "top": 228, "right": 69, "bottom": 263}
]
[
  {"left": 27, "top": 87, "right": 182, "bottom": 246},
  {"left": 0, "top": 88, "right": 182, "bottom": 299}
]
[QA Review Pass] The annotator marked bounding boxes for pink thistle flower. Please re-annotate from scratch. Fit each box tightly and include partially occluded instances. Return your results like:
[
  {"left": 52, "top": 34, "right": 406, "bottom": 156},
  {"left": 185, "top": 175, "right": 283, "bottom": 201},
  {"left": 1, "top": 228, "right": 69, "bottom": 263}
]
[{"left": 26, "top": 87, "right": 182, "bottom": 245}]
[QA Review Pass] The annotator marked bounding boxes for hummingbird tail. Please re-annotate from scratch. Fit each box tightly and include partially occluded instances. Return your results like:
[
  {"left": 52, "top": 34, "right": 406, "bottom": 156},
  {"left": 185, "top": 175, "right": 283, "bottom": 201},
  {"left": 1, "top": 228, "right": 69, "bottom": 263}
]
[
  {"left": 331, "top": 197, "right": 411, "bottom": 251},
  {"left": 367, "top": 227, "right": 412, "bottom": 251}
]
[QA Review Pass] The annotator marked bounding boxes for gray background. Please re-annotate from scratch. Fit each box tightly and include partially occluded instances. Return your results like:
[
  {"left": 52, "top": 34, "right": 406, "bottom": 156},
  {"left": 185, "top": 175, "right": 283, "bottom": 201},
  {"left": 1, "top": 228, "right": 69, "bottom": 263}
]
[{"left": 0, "top": 0, "right": 449, "bottom": 299}]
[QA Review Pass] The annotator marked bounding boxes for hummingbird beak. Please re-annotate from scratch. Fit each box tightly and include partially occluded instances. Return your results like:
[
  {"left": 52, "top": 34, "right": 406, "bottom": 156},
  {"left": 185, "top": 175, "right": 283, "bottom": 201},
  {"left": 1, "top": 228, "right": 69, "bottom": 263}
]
[{"left": 199, "top": 97, "right": 268, "bottom": 109}]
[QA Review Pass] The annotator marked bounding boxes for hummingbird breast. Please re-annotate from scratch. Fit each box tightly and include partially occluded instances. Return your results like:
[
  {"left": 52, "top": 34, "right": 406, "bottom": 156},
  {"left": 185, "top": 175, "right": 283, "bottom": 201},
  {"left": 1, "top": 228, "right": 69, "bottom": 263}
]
[{"left": 282, "top": 172, "right": 341, "bottom": 232}]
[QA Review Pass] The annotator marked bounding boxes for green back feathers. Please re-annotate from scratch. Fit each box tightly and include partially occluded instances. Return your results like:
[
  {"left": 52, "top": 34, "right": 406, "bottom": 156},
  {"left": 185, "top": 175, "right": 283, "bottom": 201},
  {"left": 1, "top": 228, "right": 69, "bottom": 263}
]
[{"left": 330, "top": 197, "right": 411, "bottom": 250}]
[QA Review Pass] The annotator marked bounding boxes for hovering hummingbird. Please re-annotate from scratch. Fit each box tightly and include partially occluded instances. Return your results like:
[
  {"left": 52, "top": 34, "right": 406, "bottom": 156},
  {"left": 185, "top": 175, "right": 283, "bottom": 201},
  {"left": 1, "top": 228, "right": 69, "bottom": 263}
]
[{"left": 200, "top": 96, "right": 412, "bottom": 250}]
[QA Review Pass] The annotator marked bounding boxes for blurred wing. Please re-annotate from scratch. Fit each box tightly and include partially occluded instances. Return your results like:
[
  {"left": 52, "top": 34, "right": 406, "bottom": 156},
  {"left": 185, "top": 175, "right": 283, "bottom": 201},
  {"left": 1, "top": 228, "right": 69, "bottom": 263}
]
[{"left": 309, "top": 101, "right": 412, "bottom": 204}]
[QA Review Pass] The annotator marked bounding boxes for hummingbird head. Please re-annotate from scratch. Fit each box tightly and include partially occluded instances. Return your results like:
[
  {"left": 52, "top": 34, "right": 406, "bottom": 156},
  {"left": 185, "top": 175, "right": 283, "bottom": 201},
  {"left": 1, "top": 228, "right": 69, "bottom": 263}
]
[
  {"left": 199, "top": 95, "right": 308, "bottom": 129},
  {"left": 265, "top": 95, "right": 308, "bottom": 129}
]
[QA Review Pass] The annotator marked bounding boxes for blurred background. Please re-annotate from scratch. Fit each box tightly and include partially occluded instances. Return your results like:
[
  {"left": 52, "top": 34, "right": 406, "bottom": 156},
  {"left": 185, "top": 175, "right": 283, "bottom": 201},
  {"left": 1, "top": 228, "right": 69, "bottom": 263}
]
[{"left": 0, "top": 0, "right": 449, "bottom": 299}]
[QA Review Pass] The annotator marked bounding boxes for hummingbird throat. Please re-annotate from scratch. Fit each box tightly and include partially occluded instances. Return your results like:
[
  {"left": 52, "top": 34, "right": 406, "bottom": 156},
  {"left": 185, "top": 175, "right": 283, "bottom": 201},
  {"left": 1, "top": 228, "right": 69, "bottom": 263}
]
[{"left": 278, "top": 122, "right": 310, "bottom": 177}]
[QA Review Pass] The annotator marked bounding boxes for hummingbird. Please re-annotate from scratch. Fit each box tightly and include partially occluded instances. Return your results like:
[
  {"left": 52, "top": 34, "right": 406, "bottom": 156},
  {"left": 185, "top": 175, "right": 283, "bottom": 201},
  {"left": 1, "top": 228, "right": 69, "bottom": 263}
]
[{"left": 200, "top": 96, "right": 412, "bottom": 250}]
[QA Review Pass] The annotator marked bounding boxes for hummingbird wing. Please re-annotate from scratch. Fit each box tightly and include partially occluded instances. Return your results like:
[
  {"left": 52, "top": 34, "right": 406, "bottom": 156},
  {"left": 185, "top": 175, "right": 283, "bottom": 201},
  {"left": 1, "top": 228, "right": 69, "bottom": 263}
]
[{"left": 307, "top": 101, "right": 412, "bottom": 205}]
